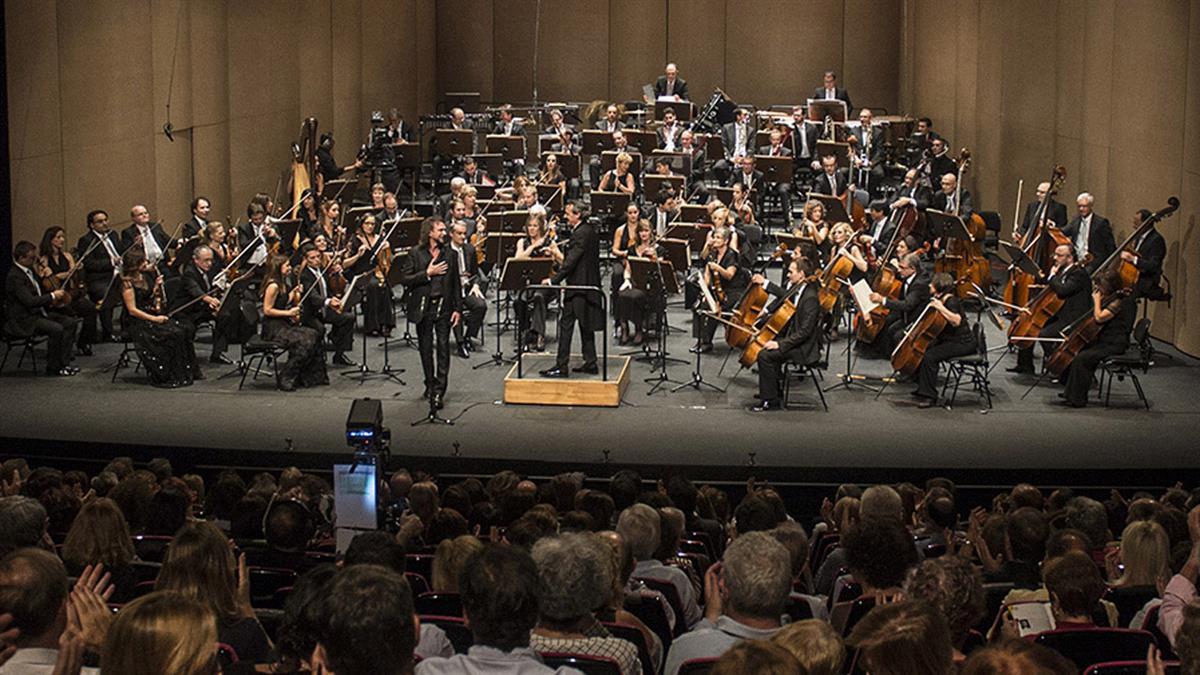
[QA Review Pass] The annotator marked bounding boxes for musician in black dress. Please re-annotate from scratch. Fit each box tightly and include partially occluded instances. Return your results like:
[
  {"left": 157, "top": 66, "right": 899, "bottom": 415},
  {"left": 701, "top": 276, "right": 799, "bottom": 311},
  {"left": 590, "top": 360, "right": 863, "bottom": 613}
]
[
  {"left": 911, "top": 273, "right": 975, "bottom": 408},
  {"left": 6, "top": 241, "right": 80, "bottom": 376},
  {"left": 1062, "top": 269, "right": 1136, "bottom": 408},
  {"left": 119, "top": 248, "right": 200, "bottom": 388},
  {"left": 345, "top": 213, "right": 395, "bottom": 337},
  {"left": 693, "top": 226, "right": 747, "bottom": 354},
  {"left": 1008, "top": 244, "right": 1090, "bottom": 375},
  {"left": 260, "top": 255, "right": 327, "bottom": 391},
  {"left": 399, "top": 216, "right": 462, "bottom": 408},
  {"left": 38, "top": 226, "right": 97, "bottom": 353},
  {"left": 514, "top": 214, "right": 561, "bottom": 352},
  {"left": 616, "top": 220, "right": 664, "bottom": 346},
  {"left": 598, "top": 151, "right": 637, "bottom": 195},
  {"left": 748, "top": 257, "right": 822, "bottom": 412}
]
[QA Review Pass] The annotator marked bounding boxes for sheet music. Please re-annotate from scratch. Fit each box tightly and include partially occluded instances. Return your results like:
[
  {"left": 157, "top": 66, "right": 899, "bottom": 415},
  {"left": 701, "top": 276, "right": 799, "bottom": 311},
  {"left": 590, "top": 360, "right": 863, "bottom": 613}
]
[
  {"left": 850, "top": 279, "right": 879, "bottom": 314},
  {"left": 339, "top": 272, "right": 368, "bottom": 307},
  {"left": 697, "top": 272, "right": 719, "bottom": 314}
]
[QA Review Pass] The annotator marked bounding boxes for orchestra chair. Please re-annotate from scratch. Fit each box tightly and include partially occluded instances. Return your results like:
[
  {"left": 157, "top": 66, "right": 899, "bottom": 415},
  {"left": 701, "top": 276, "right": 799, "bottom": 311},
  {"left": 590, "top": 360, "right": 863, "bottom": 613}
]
[
  {"left": 939, "top": 323, "right": 992, "bottom": 409},
  {"left": 1098, "top": 317, "right": 1152, "bottom": 409},
  {"left": 237, "top": 337, "right": 287, "bottom": 390},
  {"left": 978, "top": 210, "right": 1002, "bottom": 251},
  {"left": 1084, "top": 662, "right": 1181, "bottom": 675},
  {"left": 1029, "top": 627, "right": 1155, "bottom": 672},
  {"left": 109, "top": 313, "right": 142, "bottom": 383},
  {"left": 677, "top": 657, "right": 719, "bottom": 675},
  {"left": 0, "top": 304, "right": 47, "bottom": 376},
  {"left": 781, "top": 358, "right": 829, "bottom": 411},
  {"left": 538, "top": 653, "right": 622, "bottom": 675}
]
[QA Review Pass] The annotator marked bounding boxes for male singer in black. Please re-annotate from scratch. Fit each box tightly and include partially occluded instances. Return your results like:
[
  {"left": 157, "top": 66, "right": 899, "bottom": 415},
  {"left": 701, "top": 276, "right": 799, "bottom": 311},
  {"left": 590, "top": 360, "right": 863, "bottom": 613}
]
[
  {"left": 541, "top": 202, "right": 601, "bottom": 378},
  {"left": 298, "top": 244, "right": 356, "bottom": 367},
  {"left": 6, "top": 241, "right": 80, "bottom": 376},
  {"left": 748, "top": 257, "right": 822, "bottom": 412},
  {"left": 399, "top": 216, "right": 462, "bottom": 406},
  {"left": 1008, "top": 244, "right": 1090, "bottom": 375}
]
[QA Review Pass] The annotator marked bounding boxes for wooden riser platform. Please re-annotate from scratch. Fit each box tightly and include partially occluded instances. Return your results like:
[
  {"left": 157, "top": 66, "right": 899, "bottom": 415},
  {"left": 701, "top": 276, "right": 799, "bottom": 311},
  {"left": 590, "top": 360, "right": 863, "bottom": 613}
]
[{"left": 503, "top": 354, "right": 631, "bottom": 407}]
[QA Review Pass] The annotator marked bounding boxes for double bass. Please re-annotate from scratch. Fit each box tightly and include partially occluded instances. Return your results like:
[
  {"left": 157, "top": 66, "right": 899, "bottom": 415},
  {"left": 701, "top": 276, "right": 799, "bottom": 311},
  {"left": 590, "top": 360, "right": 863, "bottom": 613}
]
[
  {"left": 1092, "top": 196, "right": 1180, "bottom": 291},
  {"left": 1003, "top": 165, "right": 1069, "bottom": 308},
  {"left": 934, "top": 149, "right": 991, "bottom": 298}
]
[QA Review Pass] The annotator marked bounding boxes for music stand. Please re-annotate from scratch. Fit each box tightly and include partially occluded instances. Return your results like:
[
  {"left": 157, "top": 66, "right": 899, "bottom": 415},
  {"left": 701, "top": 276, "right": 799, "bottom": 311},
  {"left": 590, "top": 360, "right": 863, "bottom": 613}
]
[
  {"left": 472, "top": 153, "right": 504, "bottom": 178},
  {"left": 500, "top": 258, "right": 557, "bottom": 378},
  {"left": 391, "top": 143, "right": 422, "bottom": 170},
  {"left": 581, "top": 130, "right": 615, "bottom": 155},
  {"left": 323, "top": 179, "right": 356, "bottom": 205},
  {"left": 501, "top": 210, "right": 530, "bottom": 234},
  {"left": 678, "top": 204, "right": 709, "bottom": 222},
  {"left": 433, "top": 129, "right": 475, "bottom": 157},
  {"left": 925, "top": 210, "right": 971, "bottom": 242},
  {"left": 710, "top": 186, "right": 757, "bottom": 208},
  {"left": 484, "top": 232, "right": 523, "bottom": 265},
  {"left": 386, "top": 217, "right": 423, "bottom": 252},
  {"left": 590, "top": 191, "right": 631, "bottom": 220},
  {"left": 755, "top": 155, "right": 793, "bottom": 183},
  {"left": 484, "top": 135, "right": 526, "bottom": 163},
  {"left": 807, "top": 193, "right": 852, "bottom": 224},
  {"left": 273, "top": 219, "right": 303, "bottom": 251},
  {"left": 822, "top": 279, "right": 882, "bottom": 394},
  {"left": 664, "top": 223, "right": 711, "bottom": 255},
  {"left": 630, "top": 256, "right": 687, "bottom": 395},
  {"left": 644, "top": 175, "right": 685, "bottom": 200},
  {"left": 536, "top": 184, "right": 565, "bottom": 213},
  {"left": 996, "top": 241, "right": 1042, "bottom": 276},
  {"left": 540, "top": 152, "right": 580, "bottom": 180},
  {"left": 650, "top": 150, "right": 688, "bottom": 174},
  {"left": 652, "top": 102, "right": 694, "bottom": 122},
  {"left": 658, "top": 238, "right": 691, "bottom": 275},
  {"left": 345, "top": 205, "right": 376, "bottom": 227},
  {"left": 815, "top": 140, "right": 850, "bottom": 167},
  {"left": 807, "top": 99, "right": 847, "bottom": 124}
]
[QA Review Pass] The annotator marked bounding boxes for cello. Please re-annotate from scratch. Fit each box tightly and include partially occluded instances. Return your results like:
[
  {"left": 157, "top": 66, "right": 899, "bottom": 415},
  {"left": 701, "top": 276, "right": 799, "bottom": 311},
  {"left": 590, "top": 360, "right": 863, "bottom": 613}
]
[
  {"left": 854, "top": 205, "right": 916, "bottom": 344},
  {"left": 890, "top": 302, "right": 947, "bottom": 377},
  {"left": 1003, "top": 165, "right": 1069, "bottom": 308},
  {"left": 738, "top": 269, "right": 820, "bottom": 369},
  {"left": 1043, "top": 286, "right": 1131, "bottom": 378}
]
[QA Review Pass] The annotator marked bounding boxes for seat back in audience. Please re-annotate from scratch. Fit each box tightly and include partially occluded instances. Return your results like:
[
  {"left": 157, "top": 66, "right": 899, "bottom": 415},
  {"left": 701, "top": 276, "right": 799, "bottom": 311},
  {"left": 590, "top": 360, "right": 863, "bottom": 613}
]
[
  {"left": 414, "top": 592, "right": 464, "bottom": 617},
  {"left": 624, "top": 592, "right": 673, "bottom": 654},
  {"left": 131, "top": 535, "right": 174, "bottom": 563},
  {"left": 684, "top": 531, "right": 717, "bottom": 560},
  {"left": 255, "top": 608, "right": 284, "bottom": 642},
  {"left": 419, "top": 615, "right": 473, "bottom": 654},
  {"left": 832, "top": 596, "right": 877, "bottom": 637},
  {"left": 1140, "top": 604, "right": 1177, "bottom": 659},
  {"left": 633, "top": 576, "right": 687, "bottom": 637},
  {"left": 602, "top": 621, "right": 657, "bottom": 675},
  {"left": 405, "top": 571, "right": 430, "bottom": 595},
  {"left": 1108, "top": 585, "right": 1158, "bottom": 627},
  {"left": 539, "top": 653, "right": 623, "bottom": 675},
  {"left": 406, "top": 553, "right": 435, "bottom": 584},
  {"left": 1083, "top": 661, "right": 1181, "bottom": 675},
  {"left": 784, "top": 594, "right": 815, "bottom": 622},
  {"left": 248, "top": 567, "right": 297, "bottom": 608},
  {"left": 217, "top": 642, "right": 240, "bottom": 669},
  {"left": 1032, "top": 628, "right": 1155, "bottom": 671},
  {"left": 978, "top": 582, "right": 1016, "bottom": 631},
  {"left": 677, "top": 656, "right": 719, "bottom": 675}
]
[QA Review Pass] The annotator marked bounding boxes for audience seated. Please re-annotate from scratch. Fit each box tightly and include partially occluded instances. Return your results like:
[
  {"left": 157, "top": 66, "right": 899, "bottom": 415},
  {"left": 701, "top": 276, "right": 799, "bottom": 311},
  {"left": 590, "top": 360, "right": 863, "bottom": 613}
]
[
  {"left": 311, "top": 565, "right": 419, "bottom": 675},
  {"left": 708, "top": 640, "right": 800, "bottom": 675},
  {"left": 847, "top": 600, "right": 954, "bottom": 675},
  {"left": 619, "top": 504, "right": 702, "bottom": 630},
  {"left": 0, "top": 548, "right": 105, "bottom": 674},
  {"left": 100, "top": 591, "right": 216, "bottom": 675},
  {"left": 768, "top": 619, "right": 845, "bottom": 674},
  {"left": 957, "top": 638, "right": 1075, "bottom": 675},
  {"left": 663, "top": 531, "right": 792, "bottom": 675},
  {"left": 904, "top": 557, "right": 986, "bottom": 661},
  {"left": 60, "top": 498, "right": 139, "bottom": 603}
]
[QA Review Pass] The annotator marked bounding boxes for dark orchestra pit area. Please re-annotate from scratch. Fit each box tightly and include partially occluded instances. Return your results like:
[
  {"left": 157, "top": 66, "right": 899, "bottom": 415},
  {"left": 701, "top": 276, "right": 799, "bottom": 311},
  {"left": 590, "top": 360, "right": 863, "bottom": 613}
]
[{"left": 3, "top": 301, "right": 1198, "bottom": 487}]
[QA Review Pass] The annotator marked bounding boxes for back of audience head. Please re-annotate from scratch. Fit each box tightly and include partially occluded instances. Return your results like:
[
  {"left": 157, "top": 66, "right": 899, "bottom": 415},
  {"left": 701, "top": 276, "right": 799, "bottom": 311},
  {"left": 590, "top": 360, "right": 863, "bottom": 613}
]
[
  {"left": 101, "top": 590, "right": 218, "bottom": 675},
  {"left": 769, "top": 619, "right": 845, "bottom": 675},
  {"left": 861, "top": 484, "right": 904, "bottom": 522},
  {"left": 833, "top": 496, "right": 861, "bottom": 533},
  {"left": 733, "top": 494, "right": 777, "bottom": 534},
  {"left": 720, "top": 530, "right": 792, "bottom": 621},
  {"left": 265, "top": 498, "right": 315, "bottom": 552},
  {"left": 276, "top": 564, "right": 338, "bottom": 670},
  {"left": 0, "top": 496, "right": 50, "bottom": 557},
  {"left": 531, "top": 531, "right": 611, "bottom": 630},
  {"left": 1045, "top": 527, "right": 1091, "bottom": 561},
  {"left": 843, "top": 517, "right": 920, "bottom": 592},
  {"left": 61, "top": 497, "right": 134, "bottom": 573},
  {"left": 460, "top": 544, "right": 540, "bottom": 651},
  {"left": 344, "top": 530, "right": 406, "bottom": 573},
  {"left": 432, "top": 534, "right": 484, "bottom": 592},
  {"left": 408, "top": 481, "right": 440, "bottom": 522},
  {"left": 1176, "top": 603, "right": 1200, "bottom": 674},
  {"left": 0, "top": 548, "right": 69, "bottom": 648},
  {"left": 1062, "top": 496, "right": 1110, "bottom": 547},
  {"left": 1004, "top": 507, "right": 1048, "bottom": 564},
  {"left": 1115, "top": 519, "right": 1170, "bottom": 586},
  {"left": 311, "top": 565, "right": 417, "bottom": 675},
  {"left": 847, "top": 600, "right": 953, "bottom": 675},
  {"left": 959, "top": 638, "right": 1075, "bottom": 675},
  {"left": 146, "top": 481, "right": 190, "bottom": 536},
  {"left": 156, "top": 521, "right": 241, "bottom": 623},
  {"left": 1009, "top": 483, "right": 1044, "bottom": 511},
  {"left": 575, "top": 489, "right": 616, "bottom": 531},
  {"left": 770, "top": 521, "right": 809, "bottom": 580},
  {"left": 426, "top": 507, "right": 469, "bottom": 545},
  {"left": 903, "top": 557, "right": 986, "bottom": 650},
  {"left": 710, "top": 640, "right": 802, "bottom": 675},
  {"left": 617, "top": 503, "right": 660, "bottom": 560},
  {"left": 609, "top": 470, "right": 643, "bottom": 511},
  {"left": 1042, "top": 550, "right": 1105, "bottom": 622}
]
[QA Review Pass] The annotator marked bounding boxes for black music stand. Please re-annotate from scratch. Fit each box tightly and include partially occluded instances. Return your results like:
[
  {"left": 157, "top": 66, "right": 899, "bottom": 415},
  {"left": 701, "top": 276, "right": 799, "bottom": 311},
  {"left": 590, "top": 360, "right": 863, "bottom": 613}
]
[
  {"left": 273, "top": 219, "right": 303, "bottom": 252},
  {"left": 501, "top": 210, "right": 530, "bottom": 234},
  {"left": 678, "top": 204, "right": 709, "bottom": 222},
  {"left": 472, "top": 153, "right": 504, "bottom": 178},
  {"left": 652, "top": 102, "right": 694, "bottom": 122},
  {"left": 926, "top": 210, "right": 971, "bottom": 241},
  {"left": 756, "top": 156, "right": 793, "bottom": 184},
  {"left": 822, "top": 280, "right": 881, "bottom": 394},
  {"left": 581, "top": 130, "right": 615, "bottom": 155},
  {"left": 996, "top": 241, "right": 1042, "bottom": 276},
  {"left": 624, "top": 130, "right": 658, "bottom": 156},
  {"left": 433, "top": 129, "right": 474, "bottom": 157},
  {"left": 341, "top": 273, "right": 406, "bottom": 386},
  {"left": 807, "top": 99, "right": 847, "bottom": 124},
  {"left": 536, "top": 184, "right": 565, "bottom": 213},
  {"left": 501, "top": 258, "right": 557, "bottom": 377},
  {"left": 484, "top": 135, "right": 526, "bottom": 163},
  {"left": 443, "top": 91, "right": 480, "bottom": 113},
  {"left": 815, "top": 140, "right": 850, "bottom": 167},
  {"left": 664, "top": 223, "right": 711, "bottom": 256},
  {"left": 650, "top": 150, "right": 688, "bottom": 174},
  {"left": 807, "top": 193, "right": 852, "bottom": 224},
  {"left": 540, "top": 152, "right": 580, "bottom": 181},
  {"left": 629, "top": 257, "right": 687, "bottom": 395},
  {"left": 590, "top": 191, "right": 631, "bottom": 220},
  {"left": 473, "top": 233, "right": 524, "bottom": 370},
  {"left": 390, "top": 145, "right": 422, "bottom": 206},
  {"left": 644, "top": 175, "right": 685, "bottom": 200}
]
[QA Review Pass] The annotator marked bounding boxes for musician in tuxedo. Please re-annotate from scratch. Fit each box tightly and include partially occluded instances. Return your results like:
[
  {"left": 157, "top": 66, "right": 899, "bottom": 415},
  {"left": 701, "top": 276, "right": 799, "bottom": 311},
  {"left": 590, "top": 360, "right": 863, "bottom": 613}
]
[
  {"left": 926, "top": 138, "right": 956, "bottom": 187},
  {"left": 122, "top": 205, "right": 172, "bottom": 270},
  {"left": 813, "top": 71, "right": 853, "bottom": 115},
  {"left": 543, "top": 109, "right": 574, "bottom": 138},
  {"left": 865, "top": 202, "right": 894, "bottom": 258},
  {"left": 1018, "top": 182, "right": 1069, "bottom": 239},
  {"left": 172, "top": 196, "right": 211, "bottom": 274},
  {"left": 298, "top": 243, "right": 357, "bottom": 368},
  {"left": 493, "top": 104, "right": 522, "bottom": 137},
  {"left": 549, "top": 128, "right": 582, "bottom": 155},
  {"left": 1062, "top": 192, "right": 1116, "bottom": 272},
  {"left": 540, "top": 201, "right": 602, "bottom": 378},
  {"left": 448, "top": 107, "right": 473, "bottom": 131},
  {"left": 931, "top": 173, "right": 973, "bottom": 215},
  {"left": 447, "top": 220, "right": 486, "bottom": 358},
  {"left": 869, "top": 253, "right": 931, "bottom": 358},
  {"left": 788, "top": 105, "right": 821, "bottom": 175},
  {"left": 679, "top": 129, "right": 707, "bottom": 187},
  {"left": 1122, "top": 208, "right": 1168, "bottom": 300},
  {"left": 656, "top": 108, "right": 684, "bottom": 151},
  {"left": 747, "top": 258, "right": 822, "bottom": 412},
  {"left": 77, "top": 209, "right": 125, "bottom": 341},
  {"left": 399, "top": 216, "right": 462, "bottom": 407},
  {"left": 1062, "top": 269, "right": 1136, "bottom": 407},
  {"left": 811, "top": 155, "right": 849, "bottom": 197},
  {"left": 653, "top": 63, "right": 689, "bottom": 101},
  {"left": 715, "top": 109, "right": 755, "bottom": 184},
  {"left": 890, "top": 169, "right": 933, "bottom": 213},
  {"left": 644, "top": 189, "right": 680, "bottom": 239},
  {"left": 238, "top": 204, "right": 279, "bottom": 272},
  {"left": 175, "top": 245, "right": 233, "bottom": 365},
  {"left": 848, "top": 109, "right": 885, "bottom": 197},
  {"left": 385, "top": 108, "right": 414, "bottom": 143},
  {"left": 461, "top": 156, "right": 493, "bottom": 186},
  {"left": 1008, "top": 244, "right": 1091, "bottom": 375},
  {"left": 595, "top": 104, "right": 626, "bottom": 133},
  {"left": 5, "top": 241, "right": 80, "bottom": 376},
  {"left": 757, "top": 128, "right": 794, "bottom": 215}
]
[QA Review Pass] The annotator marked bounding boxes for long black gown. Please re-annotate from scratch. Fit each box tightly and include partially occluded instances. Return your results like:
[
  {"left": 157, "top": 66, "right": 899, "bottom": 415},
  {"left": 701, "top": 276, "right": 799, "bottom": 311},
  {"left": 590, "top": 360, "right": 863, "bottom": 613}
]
[
  {"left": 261, "top": 281, "right": 328, "bottom": 389},
  {"left": 125, "top": 279, "right": 199, "bottom": 388}
]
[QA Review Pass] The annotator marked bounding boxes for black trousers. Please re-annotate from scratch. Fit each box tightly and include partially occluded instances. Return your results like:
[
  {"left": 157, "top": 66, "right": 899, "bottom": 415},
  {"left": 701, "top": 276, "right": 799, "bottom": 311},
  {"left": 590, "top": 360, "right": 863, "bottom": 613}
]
[
  {"left": 30, "top": 312, "right": 81, "bottom": 372},
  {"left": 878, "top": 312, "right": 908, "bottom": 359},
  {"left": 1064, "top": 341, "right": 1126, "bottom": 406},
  {"left": 453, "top": 293, "right": 487, "bottom": 343},
  {"left": 555, "top": 294, "right": 598, "bottom": 369},
  {"left": 416, "top": 298, "right": 453, "bottom": 396},
  {"left": 86, "top": 279, "right": 119, "bottom": 340},
  {"left": 757, "top": 347, "right": 806, "bottom": 401},
  {"left": 66, "top": 294, "right": 98, "bottom": 347},
  {"left": 323, "top": 308, "right": 356, "bottom": 353},
  {"left": 1015, "top": 317, "right": 1064, "bottom": 372},
  {"left": 915, "top": 338, "right": 976, "bottom": 399}
]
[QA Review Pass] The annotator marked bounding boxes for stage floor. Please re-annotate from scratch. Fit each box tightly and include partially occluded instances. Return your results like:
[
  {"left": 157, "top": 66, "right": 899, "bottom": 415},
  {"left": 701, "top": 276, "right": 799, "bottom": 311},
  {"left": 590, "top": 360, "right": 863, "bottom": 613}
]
[{"left": 1, "top": 301, "right": 1197, "bottom": 474}]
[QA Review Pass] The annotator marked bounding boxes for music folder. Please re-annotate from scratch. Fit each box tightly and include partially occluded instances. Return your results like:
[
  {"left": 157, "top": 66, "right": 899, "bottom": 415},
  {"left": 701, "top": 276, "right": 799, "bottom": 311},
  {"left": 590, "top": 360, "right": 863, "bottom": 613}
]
[{"left": 628, "top": 256, "right": 679, "bottom": 294}]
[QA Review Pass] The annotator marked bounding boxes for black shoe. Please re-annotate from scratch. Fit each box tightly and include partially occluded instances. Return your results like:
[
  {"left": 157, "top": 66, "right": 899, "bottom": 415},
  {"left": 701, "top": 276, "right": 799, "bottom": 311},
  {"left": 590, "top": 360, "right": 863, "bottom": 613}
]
[
  {"left": 690, "top": 343, "right": 713, "bottom": 354},
  {"left": 77, "top": 344, "right": 93, "bottom": 356},
  {"left": 1057, "top": 392, "right": 1066, "bottom": 399},
  {"left": 1006, "top": 365, "right": 1033, "bottom": 374},
  {"left": 917, "top": 398, "right": 937, "bottom": 409},
  {"left": 278, "top": 380, "right": 296, "bottom": 392},
  {"left": 421, "top": 387, "right": 431, "bottom": 400},
  {"left": 47, "top": 367, "right": 77, "bottom": 377},
  {"left": 432, "top": 394, "right": 444, "bottom": 410},
  {"left": 748, "top": 399, "right": 782, "bottom": 412},
  {"left": 456, "top": 343, "right": 471, "bottom": 359},
  {"left": 540, "top": 367, "right": 568, "bottom": 378},
  {"left": 572, "top": 363, "right": 599, "bottom": 374},
  {"left": 332, "top": 353, "right": 357, "bottom": 367},
  {"left": 210, "top": 354, "right": 234, "bottom": 365}
]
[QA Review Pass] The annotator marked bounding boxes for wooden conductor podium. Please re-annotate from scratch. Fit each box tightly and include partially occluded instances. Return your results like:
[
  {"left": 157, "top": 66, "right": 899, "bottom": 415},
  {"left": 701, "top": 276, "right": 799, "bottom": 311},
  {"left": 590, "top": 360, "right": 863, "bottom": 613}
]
[{"left": 503, "top": 355, "right": 631, "bottom": 407}]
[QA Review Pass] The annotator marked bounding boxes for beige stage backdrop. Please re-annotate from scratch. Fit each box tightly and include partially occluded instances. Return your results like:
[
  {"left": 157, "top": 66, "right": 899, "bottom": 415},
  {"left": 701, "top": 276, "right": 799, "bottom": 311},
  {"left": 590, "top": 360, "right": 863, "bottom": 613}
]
[{"left": 6, "top": 0, "right": 1199, "bottom": 354}]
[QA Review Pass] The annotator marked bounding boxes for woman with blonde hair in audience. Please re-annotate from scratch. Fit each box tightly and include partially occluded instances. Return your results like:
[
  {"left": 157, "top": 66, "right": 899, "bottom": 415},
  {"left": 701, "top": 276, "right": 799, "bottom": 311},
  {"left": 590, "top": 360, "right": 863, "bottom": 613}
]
[
  {"left": 431, "top": 534, "right": 484, "bottom": 593},
  {"left": 101, "top": 590, "right": 219, "bottom": 675},
  {"left": 60, "top": 497, "right": 139, "bottom": 602},
  {"left": 156, "top": 521, "right": 272, "bottom": 663},
  {"left": 1109, "top": 519, "right": 1171, "bottom": 588},
  {"left": 709, "top": 640, "right": 802, "bottom": 675},
  {"left": 769, "top": 619, "right": 844, "bottom": 675}
]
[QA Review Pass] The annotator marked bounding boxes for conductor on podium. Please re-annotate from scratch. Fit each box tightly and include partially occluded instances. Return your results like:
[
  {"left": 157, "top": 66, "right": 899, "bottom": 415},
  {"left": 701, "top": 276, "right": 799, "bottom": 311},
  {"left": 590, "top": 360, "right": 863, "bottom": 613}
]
[{"left": 541, "top": 201, "right": 602, "bottom": 378}]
